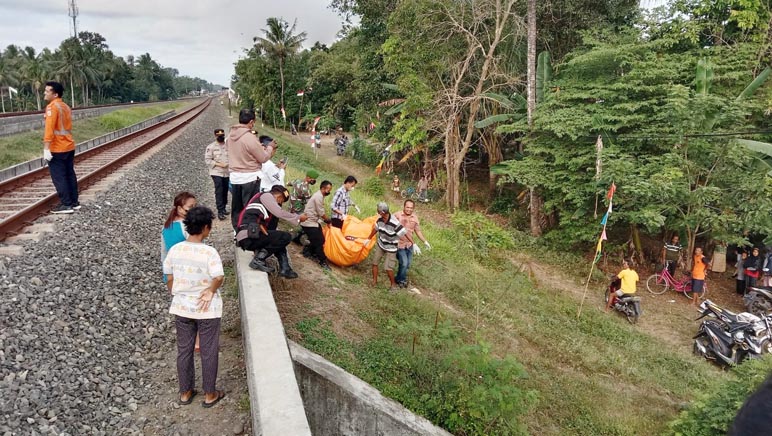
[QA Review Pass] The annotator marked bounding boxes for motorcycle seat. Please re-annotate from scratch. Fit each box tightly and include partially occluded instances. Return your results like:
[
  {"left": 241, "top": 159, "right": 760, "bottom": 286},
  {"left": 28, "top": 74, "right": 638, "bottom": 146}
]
[{"left": 618, "top": 295, "right": 640, "bottom": 302}]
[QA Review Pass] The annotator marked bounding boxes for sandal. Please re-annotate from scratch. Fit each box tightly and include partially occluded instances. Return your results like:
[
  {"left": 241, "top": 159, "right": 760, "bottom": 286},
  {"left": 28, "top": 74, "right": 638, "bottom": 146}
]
[
  {"left": 202, "top": 390, "right": 226, "bottom": 408},
  {"left": 178, "top": 389, "right": 198, "bottom": 405}
]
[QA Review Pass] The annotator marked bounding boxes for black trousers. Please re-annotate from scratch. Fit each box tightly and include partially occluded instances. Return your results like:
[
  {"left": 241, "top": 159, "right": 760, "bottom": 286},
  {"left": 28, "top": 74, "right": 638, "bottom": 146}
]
[
  {"left": 231, "top": 180, "right": 259, "bottom": 230},
  {"left": 49, "top": 150, "right": 78, "bottom": 206},
  {"left": 175, "top": 316, "right": 220, "bottom": 394},
  {"left": 304, "top": 226, "right": 326, "bottom": 262},
  {"left": 239, "top": 230, "right": 292, "bottom": 255},
  {"left": 331, "top": 218, "right": 344, "bottom": 229},
  {"left": 211, "top": 176, "right": 229, "bottom": 215}
]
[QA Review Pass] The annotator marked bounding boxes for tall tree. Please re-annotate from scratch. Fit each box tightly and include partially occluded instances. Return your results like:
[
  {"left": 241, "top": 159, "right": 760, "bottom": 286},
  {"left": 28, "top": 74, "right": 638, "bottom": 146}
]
[{"left": 254, "top": 17, "right": 307, "bottom": 122}]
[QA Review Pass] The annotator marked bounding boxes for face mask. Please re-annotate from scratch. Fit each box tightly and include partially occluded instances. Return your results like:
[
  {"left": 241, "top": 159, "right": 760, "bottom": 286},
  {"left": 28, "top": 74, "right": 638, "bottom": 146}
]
[
  {"left": 216, "top": 134, "right": 225, "bottom": 142},
  {"left": 323, "top": 191, "right": 330, "bottom": 196}
]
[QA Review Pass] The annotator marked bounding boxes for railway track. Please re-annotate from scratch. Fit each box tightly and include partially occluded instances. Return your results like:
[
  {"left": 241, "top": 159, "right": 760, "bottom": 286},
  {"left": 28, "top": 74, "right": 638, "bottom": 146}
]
[{"left": 0, "top": 98, "right": 211, "bottom": 241}]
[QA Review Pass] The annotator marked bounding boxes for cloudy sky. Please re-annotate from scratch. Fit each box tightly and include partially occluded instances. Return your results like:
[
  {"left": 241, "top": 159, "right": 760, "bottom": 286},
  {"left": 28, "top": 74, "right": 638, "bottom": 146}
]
[{"left": 0, "top": 0, "right": 344, "bottom": 86}]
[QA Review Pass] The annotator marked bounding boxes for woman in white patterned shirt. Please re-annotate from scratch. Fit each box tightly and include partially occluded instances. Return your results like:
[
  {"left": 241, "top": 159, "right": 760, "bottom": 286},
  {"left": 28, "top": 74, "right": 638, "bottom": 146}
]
[{"left": 163, "top": 206, "right": 226, "bottom": 408}]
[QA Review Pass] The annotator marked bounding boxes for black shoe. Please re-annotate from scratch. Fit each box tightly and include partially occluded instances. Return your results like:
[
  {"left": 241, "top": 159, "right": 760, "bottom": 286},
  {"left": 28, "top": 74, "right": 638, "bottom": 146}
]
[
  {"left": 51, "top": 204, "right": 74, "bottom": 214},
  {"left": 218, "top": 213, "right": 226, "bottom": 220},
  {"left": 292, "top": 233, "right": 303, "bottom": 246},
  {"left": 302, "top": 247, "right": 316, "bottom": 260},
  {"left": 319, "top": 261, "right": 331, "bottom": 271},
  {"left": 276, "top": 250, "right": 299, "bottom": 279},
  {"left": 249, "top": 250, "right": 275, "bottom": 273},
  {"left": 72, "top": 202, "right": 82, "bottom": 210},
  {"left": 398, "top": 281, "right": 407, "bottom": 288}
]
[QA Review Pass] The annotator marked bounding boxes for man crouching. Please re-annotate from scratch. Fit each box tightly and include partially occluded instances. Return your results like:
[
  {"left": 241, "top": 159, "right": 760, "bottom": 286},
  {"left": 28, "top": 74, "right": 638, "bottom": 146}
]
[{"left": 236, "top": 185, "right": 307, "bottom": 278}]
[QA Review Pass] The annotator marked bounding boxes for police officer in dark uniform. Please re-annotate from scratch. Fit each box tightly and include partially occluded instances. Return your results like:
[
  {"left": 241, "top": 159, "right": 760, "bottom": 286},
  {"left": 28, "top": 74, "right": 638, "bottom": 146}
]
[{"left": 236, "top": 185, "right": 307, "bottom": 278}]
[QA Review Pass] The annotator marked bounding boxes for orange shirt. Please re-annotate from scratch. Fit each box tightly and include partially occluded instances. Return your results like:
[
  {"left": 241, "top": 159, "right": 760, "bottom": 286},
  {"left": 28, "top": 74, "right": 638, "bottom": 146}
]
[
  {"left": 44, "top": 98, "right": 75, "bottom": 153},
  {"left": 692, "top": 254, "right": 708, "bottom": 280}
]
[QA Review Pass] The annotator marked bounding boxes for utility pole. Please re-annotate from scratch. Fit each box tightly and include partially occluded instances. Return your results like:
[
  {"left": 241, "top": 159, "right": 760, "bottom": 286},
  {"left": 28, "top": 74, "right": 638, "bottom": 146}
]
[{"left": 68, "top": 0, "right": 79, "bottom": 39}]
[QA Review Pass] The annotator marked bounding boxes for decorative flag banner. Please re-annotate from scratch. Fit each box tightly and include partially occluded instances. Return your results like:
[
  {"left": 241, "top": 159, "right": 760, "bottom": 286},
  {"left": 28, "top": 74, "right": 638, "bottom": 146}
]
[
  {"left": 312, "top": 116, "right": 321, "bottom": 131},
  {"left": 375, "top": 157, "right": 386, "bottom": 175},
  {"left": 280, "top": 107, "right": 286, "bottom": 120},
  {"left": 297, "top": 90, "right": 305, "bottom": 97},
  {"left": 579, "top": 182, "right": 616, "bottom": 318},
  {"left": 8, "top": 86, "right": 18, "bottom": 96}
]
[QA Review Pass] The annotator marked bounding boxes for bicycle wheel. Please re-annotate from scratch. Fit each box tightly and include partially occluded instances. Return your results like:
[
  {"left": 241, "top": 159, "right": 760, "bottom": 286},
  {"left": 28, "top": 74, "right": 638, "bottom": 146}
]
[
  {"left": 646, "top": 274, "right": 669, "bottom": 295},
  {"left": 400, "top": 190, "right": 409, "bottom": 199},
  {"left": 683, "top": 280, "right": 707, "bottom": 301}
]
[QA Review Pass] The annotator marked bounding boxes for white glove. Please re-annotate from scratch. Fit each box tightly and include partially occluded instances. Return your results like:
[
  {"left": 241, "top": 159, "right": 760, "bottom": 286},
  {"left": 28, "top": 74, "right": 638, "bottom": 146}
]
[
  {"left": 354, "top": 205, "right": 361, "bottom": 214},
  {"left": 412, "top": 244, "right": 422, "bottom": 256},
  {"left": 43, "top": 149, "right": 53, "bottom": 161},
  {"left": 424, "top": 241, "right": 431, "bottom": 250}
]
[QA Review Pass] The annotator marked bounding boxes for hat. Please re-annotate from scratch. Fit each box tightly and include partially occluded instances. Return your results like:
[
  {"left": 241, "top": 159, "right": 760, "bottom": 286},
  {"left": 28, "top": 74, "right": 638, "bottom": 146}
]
[
  {"left": 306, "top": 169, "right": 319, "bottom": 179},
  {"left": 214, "top": 128, "right": 224, "bottom": 135}
]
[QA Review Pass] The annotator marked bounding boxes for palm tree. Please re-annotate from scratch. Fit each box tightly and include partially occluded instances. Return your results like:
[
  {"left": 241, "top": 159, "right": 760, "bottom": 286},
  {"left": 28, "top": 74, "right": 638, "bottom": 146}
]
[
  {"left": 19, "top": 47, "right": 46, "bottom": 110},
  {"left": 253, "top": 17, "right": 307, "bottom": 122}
]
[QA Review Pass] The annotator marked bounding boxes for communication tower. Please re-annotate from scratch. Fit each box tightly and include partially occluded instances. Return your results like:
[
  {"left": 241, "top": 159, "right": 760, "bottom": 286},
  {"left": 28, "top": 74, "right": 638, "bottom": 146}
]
[{"left": 68, "top": 0, "right": 79, "bottom": 38}]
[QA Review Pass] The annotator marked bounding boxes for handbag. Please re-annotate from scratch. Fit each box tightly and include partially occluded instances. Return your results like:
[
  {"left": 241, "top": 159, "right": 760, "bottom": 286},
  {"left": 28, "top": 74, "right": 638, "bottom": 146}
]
[{"left": 745, "top": 268, "right": 760, "bottom": 279}]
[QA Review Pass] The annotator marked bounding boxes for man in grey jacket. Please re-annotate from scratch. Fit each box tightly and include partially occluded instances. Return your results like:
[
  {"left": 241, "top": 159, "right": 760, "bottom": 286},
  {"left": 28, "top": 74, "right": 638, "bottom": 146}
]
[{"left": 228, "top": 109, "right": 273, "bottom": 230}]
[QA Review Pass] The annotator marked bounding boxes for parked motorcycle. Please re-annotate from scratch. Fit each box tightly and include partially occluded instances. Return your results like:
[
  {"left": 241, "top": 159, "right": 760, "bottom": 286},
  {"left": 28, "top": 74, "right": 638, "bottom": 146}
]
[
  {"left": 693, "top": 299, "right": 772, "bottom": 366},
  {"left": 604, "top": 277, "right": 642, "bottom": 324},
  {"left": 744, "top": 286, "right": 772, "bottom": 317},
  {"left": 335, "top": 137, "right": 348, "bottom": 156}
]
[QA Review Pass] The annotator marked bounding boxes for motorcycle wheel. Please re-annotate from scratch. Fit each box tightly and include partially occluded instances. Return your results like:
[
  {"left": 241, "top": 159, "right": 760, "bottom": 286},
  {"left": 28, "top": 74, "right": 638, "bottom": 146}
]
[
  {"left": 748, "top": 296, "right": 772, "bottom": 317},
  {"left": 604, "top": 288, "right": 610, "bottom": 303},
  {"left": 646, "top": 274, "right": 669, "bottom": 295},
  {"left": 760, "top": 339, "right": 772, "bottom": 355},
  {"left": 626, "top": 310, "right": 639, "bottom": 324}
]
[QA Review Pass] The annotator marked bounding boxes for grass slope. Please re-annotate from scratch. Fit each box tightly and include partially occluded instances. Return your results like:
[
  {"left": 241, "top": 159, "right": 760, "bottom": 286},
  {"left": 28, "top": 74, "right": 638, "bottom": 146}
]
[{"left": 262, "top": 126, "right": 726, "bottom": 435}]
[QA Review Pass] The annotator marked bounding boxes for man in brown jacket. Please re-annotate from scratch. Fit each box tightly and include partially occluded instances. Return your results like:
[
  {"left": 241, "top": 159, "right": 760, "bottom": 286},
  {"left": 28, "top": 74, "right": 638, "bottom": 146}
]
[{"left": 228, "top": 109, "right": 273, "bottom": 230}]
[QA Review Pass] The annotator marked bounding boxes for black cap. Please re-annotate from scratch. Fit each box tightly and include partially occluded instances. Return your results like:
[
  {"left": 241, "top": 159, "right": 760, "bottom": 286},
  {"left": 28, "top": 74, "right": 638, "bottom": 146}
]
[
  {"left": 214, "top": 128, "right": 224, "bottom": 135},
  {"left": 259, "top": 135, "right": 274, "bottom": 146}
]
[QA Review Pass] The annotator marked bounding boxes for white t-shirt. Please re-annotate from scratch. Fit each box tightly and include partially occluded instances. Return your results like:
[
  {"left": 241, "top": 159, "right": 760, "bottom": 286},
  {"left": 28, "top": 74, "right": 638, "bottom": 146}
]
[
  {"left": 162, "top": 241, "right": 224, "bottom": 319},
  {"left": 230, "top": 170, "right": 260, "bottom": 185},
  {"left": 258, "top": 159, "right": 286, "bottom": 192}
]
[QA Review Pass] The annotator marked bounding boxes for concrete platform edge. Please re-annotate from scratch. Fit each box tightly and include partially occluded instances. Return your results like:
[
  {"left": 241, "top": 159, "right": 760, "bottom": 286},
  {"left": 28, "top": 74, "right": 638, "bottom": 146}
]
[{"left": 235, "top": 247, "right": 311, "bottom": 436}]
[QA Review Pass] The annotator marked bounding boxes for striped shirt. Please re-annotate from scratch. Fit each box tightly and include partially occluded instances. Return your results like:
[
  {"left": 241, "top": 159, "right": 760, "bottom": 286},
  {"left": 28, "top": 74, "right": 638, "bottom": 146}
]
[
  {"left": 375, "top": 214, "right": 407, "bottom": 252},
  {"left": 332, "top": 186, "right": 352, "bottom": 219},
  {"left": 664, "top": 242, "right": 682, "bottom": 261}
]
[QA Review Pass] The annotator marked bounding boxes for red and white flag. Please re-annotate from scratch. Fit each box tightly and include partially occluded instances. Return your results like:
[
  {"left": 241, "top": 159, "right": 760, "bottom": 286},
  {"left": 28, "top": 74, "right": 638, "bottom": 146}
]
[
  {"left": 296, "top": 90, "right": 304, "bottom": 97},
  {"left": 312, "top": 116, "right": 321, "bottom": 131}
]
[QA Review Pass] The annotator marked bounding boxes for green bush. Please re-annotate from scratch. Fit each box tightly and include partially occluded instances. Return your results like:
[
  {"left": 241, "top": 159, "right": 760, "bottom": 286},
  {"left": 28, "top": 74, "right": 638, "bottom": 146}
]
[
  {"left": 668, "top": 356, "right": 772, "bottom": 436},
  {"left": 350, "top": 138, "right": 382, "bottom": 166},
  {"left": 451, "top": 211, "right": 516, "bottom": 255},
  {"left": 362, "top": 177, "right": 386, "bottom": 197}
]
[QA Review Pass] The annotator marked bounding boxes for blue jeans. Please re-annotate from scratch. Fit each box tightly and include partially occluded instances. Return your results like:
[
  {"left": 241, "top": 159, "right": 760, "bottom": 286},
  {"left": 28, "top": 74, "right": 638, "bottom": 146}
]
[
  {"left": 49, "top": 150, "right": 78, "bottom": 206},
  {"left": 396, "top": 247, "right": 413, "bottom": 284}
]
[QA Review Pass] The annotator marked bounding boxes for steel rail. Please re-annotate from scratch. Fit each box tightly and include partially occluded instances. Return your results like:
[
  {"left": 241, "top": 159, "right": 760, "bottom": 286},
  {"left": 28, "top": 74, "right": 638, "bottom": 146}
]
[{"left": 0, "top": 98, "right": 211, "bottom": 241}]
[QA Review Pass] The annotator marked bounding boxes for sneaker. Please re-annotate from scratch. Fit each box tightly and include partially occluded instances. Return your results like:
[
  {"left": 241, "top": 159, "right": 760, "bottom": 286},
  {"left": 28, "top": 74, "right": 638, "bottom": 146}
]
[
  {"left": 72, "top": 202, "right": 82, "bottom": 210},
  {"left": 398, "top": 281, "right": 408, "bottom": 288},
  {"left": 51, "top": 204, "right": 74, "bottom": 214}
]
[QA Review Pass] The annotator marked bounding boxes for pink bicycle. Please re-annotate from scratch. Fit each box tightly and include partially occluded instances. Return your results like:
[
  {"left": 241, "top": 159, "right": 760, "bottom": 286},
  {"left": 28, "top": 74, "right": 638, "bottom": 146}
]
[{"left": 646, "top": 265, "right": 708, "bottom": 300}]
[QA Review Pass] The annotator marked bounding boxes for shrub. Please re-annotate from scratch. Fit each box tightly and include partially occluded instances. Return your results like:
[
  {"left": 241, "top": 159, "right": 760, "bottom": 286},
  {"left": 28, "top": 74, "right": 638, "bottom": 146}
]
[
  {"left": 362, "top": 177, "right": 385, "bottom": 197},
  {"left": 349, "top": 138, "right": 382, "bottom": 166},
  {"left": 451, "top": 211, "right": 516, "bottom": 255},
  {"left": 668, "top": 356, "right": 772, "bottom": 436}
]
